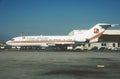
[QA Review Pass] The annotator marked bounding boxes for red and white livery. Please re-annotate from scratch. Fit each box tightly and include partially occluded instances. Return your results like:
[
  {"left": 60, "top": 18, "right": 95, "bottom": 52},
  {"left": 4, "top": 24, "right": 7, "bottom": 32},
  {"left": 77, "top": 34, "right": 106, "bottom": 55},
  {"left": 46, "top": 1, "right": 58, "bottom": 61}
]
[{"left": 6, "top": 23, "right": 116, "bottom": 50}]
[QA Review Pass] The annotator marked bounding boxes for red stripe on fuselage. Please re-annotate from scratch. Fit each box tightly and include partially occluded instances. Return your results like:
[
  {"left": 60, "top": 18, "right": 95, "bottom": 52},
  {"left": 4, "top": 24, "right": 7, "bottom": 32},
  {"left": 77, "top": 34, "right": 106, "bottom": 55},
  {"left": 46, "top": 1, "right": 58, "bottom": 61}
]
[
  {"left": 90, "top": 30, "right": 105, "bottom": 41},
  {"left": 9, "top": 40, "right": 75, "bottom": 44}
]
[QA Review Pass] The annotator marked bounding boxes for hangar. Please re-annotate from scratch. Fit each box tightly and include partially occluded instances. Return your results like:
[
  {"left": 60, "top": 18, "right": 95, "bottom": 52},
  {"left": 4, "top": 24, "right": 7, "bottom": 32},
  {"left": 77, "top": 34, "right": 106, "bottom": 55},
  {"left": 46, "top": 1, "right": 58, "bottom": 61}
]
[
  {"left": 99, "top": 30, "right": 120, "bottom": 43},
  {"left": 69, "top": 30, "right": 120, "bottom": 50}
]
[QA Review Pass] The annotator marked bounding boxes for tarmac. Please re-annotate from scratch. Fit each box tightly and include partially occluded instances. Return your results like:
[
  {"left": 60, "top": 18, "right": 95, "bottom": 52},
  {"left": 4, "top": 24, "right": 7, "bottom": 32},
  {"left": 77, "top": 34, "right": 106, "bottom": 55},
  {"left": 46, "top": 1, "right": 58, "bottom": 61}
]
[{"left": 0, "top": 50, "right": 120, "bottom": 79}]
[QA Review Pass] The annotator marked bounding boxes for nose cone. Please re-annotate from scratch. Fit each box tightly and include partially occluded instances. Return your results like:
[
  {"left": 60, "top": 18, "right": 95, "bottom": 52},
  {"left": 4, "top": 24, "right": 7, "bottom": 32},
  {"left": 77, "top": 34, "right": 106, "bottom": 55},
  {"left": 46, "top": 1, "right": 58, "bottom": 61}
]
[{"left": 6, "top": 41, "right": 11, "bottom": 45}]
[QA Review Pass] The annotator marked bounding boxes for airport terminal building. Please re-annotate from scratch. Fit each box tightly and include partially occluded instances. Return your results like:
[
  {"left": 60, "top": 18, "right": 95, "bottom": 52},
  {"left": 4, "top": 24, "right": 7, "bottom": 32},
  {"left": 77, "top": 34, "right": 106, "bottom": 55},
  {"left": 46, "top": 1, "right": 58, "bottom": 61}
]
[{"left": 69, "top": 30, "right": 120, "bottom": 50}]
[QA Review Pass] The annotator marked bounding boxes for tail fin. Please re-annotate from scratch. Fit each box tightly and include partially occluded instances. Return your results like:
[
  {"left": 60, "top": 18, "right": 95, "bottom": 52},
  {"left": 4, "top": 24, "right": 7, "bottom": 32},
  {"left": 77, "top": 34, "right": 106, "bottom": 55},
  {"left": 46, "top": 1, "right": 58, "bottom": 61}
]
[
  {"left": 86, "top": 23, "right": 118, "bottom": 42},
  {"left": 75, "top": 23, "right": 118, "bottom": 42}
]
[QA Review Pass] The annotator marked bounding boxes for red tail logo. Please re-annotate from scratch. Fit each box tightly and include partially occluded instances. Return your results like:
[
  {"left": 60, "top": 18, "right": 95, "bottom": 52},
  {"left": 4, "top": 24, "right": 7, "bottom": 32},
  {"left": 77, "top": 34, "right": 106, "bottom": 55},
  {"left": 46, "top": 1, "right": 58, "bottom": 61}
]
[{"left": 94, "top": 28, "right": 99, "bottom": 33}]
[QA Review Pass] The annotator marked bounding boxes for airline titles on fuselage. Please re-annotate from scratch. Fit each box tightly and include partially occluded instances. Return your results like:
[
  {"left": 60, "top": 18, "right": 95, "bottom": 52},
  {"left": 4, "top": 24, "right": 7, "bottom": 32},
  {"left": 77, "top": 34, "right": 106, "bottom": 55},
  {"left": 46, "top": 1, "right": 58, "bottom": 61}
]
[{"left": 21, "top": 36, "right": 74, "bottom": 42}]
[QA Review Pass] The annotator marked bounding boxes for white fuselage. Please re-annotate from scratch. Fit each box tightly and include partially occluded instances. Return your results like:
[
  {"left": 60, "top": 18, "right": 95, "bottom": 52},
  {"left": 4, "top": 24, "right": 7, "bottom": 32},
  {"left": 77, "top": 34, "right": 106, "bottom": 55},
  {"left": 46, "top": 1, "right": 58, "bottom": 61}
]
[
  {"left": 6, "top": 35, "right": 77, "bottom": 46},
  {"left": 6, "top": 23, "right": 115, "bottom": 47}
]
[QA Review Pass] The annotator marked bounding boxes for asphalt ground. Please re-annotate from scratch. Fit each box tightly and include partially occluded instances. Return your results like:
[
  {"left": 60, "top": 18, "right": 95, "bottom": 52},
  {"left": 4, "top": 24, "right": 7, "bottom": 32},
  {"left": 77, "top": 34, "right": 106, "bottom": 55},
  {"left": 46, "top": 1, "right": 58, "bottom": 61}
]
[{"left": 0, "top": 51, "right": 120, "bottom": 79}]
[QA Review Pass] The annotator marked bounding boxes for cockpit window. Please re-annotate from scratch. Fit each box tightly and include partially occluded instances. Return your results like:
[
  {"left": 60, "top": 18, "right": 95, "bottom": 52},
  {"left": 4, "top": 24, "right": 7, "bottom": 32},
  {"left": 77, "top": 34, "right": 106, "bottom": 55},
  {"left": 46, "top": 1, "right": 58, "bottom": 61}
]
[{"left": 11, "top": 39, "right": 15, "bottom": 41}]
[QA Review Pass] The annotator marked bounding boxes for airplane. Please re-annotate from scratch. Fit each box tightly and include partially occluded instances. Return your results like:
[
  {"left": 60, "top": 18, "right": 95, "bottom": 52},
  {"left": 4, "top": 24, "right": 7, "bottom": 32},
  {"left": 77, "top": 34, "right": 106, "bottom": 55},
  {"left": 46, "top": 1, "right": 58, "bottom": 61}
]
[{"left": 6, "top": 23, "right": 117, "bottom": 50}]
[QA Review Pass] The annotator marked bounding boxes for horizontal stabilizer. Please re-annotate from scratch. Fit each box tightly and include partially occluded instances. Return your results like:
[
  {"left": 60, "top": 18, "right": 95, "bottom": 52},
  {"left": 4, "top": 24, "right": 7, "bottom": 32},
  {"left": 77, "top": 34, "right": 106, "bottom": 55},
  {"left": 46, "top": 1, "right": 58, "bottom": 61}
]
[{"left": 99, "top": 23, "right": 119, "bottom": 29}]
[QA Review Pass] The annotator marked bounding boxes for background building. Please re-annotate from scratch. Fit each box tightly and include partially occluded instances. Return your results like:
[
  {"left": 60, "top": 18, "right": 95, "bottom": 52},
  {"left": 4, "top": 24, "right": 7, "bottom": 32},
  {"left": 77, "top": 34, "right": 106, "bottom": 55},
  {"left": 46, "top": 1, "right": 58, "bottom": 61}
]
[{"left": 69, "top": 30, "right": 120, "bottom": 50}]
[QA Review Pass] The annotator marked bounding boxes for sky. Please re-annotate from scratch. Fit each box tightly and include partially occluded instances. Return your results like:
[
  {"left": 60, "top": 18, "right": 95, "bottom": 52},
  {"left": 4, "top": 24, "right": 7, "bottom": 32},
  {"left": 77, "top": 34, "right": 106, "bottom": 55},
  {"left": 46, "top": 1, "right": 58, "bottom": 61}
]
[{"left": 0, "top": 0, "right": 120, "bottom": 42}]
